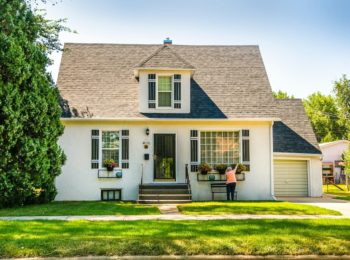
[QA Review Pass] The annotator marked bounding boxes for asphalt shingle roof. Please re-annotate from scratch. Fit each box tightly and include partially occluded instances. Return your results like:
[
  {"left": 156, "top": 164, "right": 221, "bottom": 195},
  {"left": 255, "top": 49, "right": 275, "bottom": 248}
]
[
  {"left": 273, "top": 99, "right": 321, "bottom": 154},
  {"left": 58, "top": 43, "right": 278, "bottom": 119}
]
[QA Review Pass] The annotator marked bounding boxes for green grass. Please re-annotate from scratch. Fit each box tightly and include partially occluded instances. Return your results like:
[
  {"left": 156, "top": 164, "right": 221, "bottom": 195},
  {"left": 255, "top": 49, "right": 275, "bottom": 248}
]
[
  {"left": 323, "top": 184, "right": 350, "bottom": 201},
  {"left": 178, "top": 201, "right": 341, "bottom": 215},
  {"left": 0, "top": 201, "right": 160, "bottom": 216},
  {"left": 0, "top": 219, "right": 349, "bottom": 257}
]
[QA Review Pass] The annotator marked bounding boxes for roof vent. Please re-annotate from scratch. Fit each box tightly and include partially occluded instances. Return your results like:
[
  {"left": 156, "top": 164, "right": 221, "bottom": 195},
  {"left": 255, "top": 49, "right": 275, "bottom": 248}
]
[{"left": 163, "top": 37, "right": 172, "bottom": 46}]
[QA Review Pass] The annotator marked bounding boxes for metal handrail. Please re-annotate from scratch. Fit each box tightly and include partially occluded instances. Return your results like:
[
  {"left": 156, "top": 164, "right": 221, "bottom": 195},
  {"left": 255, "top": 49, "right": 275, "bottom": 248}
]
[
  {"left": 185, "top": 164, "right": 191, "bottom": 195},
  {"left": 138, "top": 164, "right": 144, "bottom": 202}
]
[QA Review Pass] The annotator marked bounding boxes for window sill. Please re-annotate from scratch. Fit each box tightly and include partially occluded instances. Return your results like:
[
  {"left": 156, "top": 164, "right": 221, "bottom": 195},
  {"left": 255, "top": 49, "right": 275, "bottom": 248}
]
[
  {"left": 196, "top": 172, "right": 245, "bottom": 182},
  {"left": 98, "top": 168, "right": 123, "bottom": 179}
]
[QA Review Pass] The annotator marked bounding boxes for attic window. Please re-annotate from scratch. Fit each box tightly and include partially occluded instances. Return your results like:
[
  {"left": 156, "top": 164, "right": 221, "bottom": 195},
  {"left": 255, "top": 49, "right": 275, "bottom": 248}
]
[{"left": 158, "top": 76, "right": 172, "bottom": 107}]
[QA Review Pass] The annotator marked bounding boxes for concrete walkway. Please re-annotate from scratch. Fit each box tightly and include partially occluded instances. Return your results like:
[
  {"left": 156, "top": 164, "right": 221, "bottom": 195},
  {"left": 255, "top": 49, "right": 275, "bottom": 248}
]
[
  {"left": 0, "top": 214, "right": 346, "bottom": 221},
  {"left": 277, "top": 196, "right": 350, "bottom": 217}
]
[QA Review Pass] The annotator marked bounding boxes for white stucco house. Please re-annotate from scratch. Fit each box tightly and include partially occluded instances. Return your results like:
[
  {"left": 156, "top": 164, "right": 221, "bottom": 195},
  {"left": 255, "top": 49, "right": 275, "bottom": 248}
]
[
  {"left": 320, "top": 140, "right": 350, "bottom": 183},
  {"left": 56, "top": 39, "right": 323, "bottom": 202}
]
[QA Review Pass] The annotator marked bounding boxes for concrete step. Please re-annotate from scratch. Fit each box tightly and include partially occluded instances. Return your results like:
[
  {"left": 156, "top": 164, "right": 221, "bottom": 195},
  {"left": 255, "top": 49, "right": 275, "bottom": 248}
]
[
  {"left": 139, "top": 194, "right": 192, "bottom": 200},
  {"left": 139, "top": 183, "right": 189, "bottom": 189},
  {"left": 138, "top": 199, "right": 192, "bottom": 204},
  {"left": 140, "top": 189, "right": 190, "bottom": 194}
]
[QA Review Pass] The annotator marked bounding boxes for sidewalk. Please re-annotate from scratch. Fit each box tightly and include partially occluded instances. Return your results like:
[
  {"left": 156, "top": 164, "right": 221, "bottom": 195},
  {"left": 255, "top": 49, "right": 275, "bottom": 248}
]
[{"left": 0, "top": 214, "right": 346, "bottom": 221}]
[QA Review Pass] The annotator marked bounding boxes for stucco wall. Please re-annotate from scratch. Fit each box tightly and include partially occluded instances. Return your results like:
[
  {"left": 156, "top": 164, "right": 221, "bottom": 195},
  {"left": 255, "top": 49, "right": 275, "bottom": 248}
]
[{"left": 56, "top": 120, "right": 274, "bottom": 201}]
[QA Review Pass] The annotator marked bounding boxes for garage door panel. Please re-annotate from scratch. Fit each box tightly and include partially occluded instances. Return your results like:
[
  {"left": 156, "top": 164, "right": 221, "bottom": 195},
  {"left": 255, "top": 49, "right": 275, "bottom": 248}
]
[{"left": 274, "top": 160, "right": 308, "bottom": 197}]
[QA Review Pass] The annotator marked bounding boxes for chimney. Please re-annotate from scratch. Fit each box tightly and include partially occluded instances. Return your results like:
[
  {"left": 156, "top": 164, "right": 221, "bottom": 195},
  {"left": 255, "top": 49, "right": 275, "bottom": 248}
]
[{"left": 163, "top": 37, "right": 172, "bottom": 46}]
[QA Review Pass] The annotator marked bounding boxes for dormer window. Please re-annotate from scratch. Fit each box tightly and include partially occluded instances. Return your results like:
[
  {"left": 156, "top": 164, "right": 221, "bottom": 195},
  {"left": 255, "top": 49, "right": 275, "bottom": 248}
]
[
  {"left": 148, "top": 74, "right": 182, "bottom": 109},
  {"left": 158, "top": 76, "right": 172, "bottom": 107}
]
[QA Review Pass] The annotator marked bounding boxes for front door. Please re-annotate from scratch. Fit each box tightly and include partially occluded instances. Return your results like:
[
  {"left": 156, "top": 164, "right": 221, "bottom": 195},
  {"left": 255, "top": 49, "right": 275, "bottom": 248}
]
[{"left": 154, "top": 134, "right": 176, "bottom": 180}]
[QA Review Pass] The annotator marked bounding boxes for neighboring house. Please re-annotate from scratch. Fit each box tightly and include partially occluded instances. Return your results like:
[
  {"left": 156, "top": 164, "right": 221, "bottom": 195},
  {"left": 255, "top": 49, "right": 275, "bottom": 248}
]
[
  {"left": 56, "top": 39, "right": 322, "bottom": 202},
  {"left": 320, "top": 140, "right": 350, "bottom": 183}
]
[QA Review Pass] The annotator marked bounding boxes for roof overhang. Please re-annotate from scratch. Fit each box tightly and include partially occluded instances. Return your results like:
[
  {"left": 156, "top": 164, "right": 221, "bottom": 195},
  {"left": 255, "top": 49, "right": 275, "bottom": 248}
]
[
  {"left": 274, "top": 152, "right": 322, "bottom": 158},
  {"left": 61, "top": 117, "right": 280, "bottom": 122},
  {"left": 133, "top": 68, "right": 196, "bottom": 78}
]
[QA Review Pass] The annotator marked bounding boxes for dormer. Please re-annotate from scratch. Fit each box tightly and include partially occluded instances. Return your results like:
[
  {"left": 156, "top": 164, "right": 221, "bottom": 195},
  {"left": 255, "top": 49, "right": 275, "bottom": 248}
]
[{"left": 135, "top": 39, "right": 195, "bottom": 114}]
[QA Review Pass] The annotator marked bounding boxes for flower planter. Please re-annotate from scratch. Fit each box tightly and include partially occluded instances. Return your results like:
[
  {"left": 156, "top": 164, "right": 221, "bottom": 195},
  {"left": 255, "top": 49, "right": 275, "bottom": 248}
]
[{"left": 106, "top": 166, "right": 115, "bottom": 172}]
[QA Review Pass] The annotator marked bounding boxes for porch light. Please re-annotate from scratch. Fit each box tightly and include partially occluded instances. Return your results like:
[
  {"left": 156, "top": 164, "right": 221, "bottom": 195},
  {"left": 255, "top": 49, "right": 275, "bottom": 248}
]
[{"left": 145, "top": 128, "right": 150, "bottom": 136}]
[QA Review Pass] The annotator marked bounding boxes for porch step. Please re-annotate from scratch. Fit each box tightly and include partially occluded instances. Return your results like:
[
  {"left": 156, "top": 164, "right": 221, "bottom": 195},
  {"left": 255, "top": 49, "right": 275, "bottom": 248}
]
[
  {"left": 140, "top": 189, "right": 191, "bottom": 194},
  {"left": 138, "top": 183, "right": 192, "bottom": 204},
  {"left": 139, "top": 184, "right": 189, "bottom": 189},
  {"left": 139, "top": 194, "right": 192, "bottom": 200},
  {"left": 138, "top": 199, "right": 191, "bottom": 204}
]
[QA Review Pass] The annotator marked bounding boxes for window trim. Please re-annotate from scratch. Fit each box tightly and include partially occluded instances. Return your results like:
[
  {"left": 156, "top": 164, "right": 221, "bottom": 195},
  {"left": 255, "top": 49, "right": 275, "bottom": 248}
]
[
  {"left": 198, "top": 130, "right": 242, "bottom": 167},
  {"left": 99, "top": 130, "right": 122, "bottom": 169},
  {"left": 156, "top": 74, "right": 174, "bottom": 109}
]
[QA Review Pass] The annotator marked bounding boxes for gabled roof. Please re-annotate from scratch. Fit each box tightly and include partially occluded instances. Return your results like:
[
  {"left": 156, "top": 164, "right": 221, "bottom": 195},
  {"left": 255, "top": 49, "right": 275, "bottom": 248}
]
[
  {"left": 135, "top": 45, "right": 195, "bottom": 70},
  {"left": 58, "top": 43, "right": 279, "bottom": 119},
  {"left": 273, "top": 99, "right": 321, "bottom": 154}
]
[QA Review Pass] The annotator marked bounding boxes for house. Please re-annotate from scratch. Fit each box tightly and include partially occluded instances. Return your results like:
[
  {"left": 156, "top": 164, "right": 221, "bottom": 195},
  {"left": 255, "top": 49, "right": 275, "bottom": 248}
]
[
  {"left": 320, "top": 140, "right": 350, "bottom": 183},
  {"left": 56, "top": 39, "right": 323, "bottom": 202}
]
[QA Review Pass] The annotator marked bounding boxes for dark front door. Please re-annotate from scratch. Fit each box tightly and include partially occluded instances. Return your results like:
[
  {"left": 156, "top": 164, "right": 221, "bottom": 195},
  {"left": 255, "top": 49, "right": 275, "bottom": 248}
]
[{"left": 154, "top": 134, "right": 176, "bottom": 180}]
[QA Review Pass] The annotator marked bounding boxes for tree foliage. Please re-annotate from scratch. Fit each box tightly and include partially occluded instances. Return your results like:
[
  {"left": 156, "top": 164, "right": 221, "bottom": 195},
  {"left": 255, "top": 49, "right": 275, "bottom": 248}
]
[
  {"left": 303, "top": 92, "right": 347, "bottom": 143},
  {"left": 0, "top": 0, "right": 67, "bottom": 207},
  {"left": 273, "top": 90, "right": 295, "bottom": 99},
  {"left": 333, "top": 75, "right": 350, "bottom": 139}
]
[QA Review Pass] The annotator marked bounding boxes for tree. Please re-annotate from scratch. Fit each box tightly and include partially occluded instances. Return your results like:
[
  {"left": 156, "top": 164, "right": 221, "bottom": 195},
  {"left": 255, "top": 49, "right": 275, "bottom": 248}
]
[
  {"left": 273, "top": 90, "right": 295, "bottom": 99},
  {"left": 342, "top": 145, "right": 350, "bottom": 191},
  {"left": 333, "top": 75, "right": 350, "bottom": 139},
  {"left": 0, "top": 0, "right": 68, "bottom": 207},
  {"left": 303, "top": 92, "right": 347, "bottom": 143}
]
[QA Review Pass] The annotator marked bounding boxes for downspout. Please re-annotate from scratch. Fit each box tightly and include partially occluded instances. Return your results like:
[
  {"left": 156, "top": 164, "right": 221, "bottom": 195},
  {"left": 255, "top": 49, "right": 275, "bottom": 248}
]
[{"left": 270, "top": 121, "right": 276, "bottom": 200}]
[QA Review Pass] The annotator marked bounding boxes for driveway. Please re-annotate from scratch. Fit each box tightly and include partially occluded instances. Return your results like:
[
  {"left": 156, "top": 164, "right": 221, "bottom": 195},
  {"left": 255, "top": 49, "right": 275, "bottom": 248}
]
[{"left": 277, "top": 196, "right": 350, "bottom": 217}]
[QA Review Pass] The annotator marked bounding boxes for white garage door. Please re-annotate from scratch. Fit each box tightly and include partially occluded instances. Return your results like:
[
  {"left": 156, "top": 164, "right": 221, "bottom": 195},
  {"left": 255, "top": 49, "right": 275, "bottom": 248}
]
[{"left": 274, "top": 160, "right": 309, "bottom": 196}]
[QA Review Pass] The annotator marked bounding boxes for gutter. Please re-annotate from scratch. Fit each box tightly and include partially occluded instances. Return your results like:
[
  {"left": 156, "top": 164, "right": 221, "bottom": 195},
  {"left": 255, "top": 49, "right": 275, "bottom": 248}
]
[
  {"left": 60, "top": 117, "right": 281, "bottom": 122},
  {"left": 273, "top": 152, "right": 322, "bottom": 158}
]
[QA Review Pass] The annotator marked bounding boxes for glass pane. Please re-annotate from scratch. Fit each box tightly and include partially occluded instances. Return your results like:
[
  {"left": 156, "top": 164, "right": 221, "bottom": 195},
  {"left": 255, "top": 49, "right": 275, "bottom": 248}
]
[
  {"left": 158, "top": 76, "right": 172, "bottom": 91},
  {"left": 102, "top": 149, "right": 119, "bottom": 163},
  {"left": 102, "top": 131, "right": 119, "bottom": 149},
  {"left": 158, "top": 92, "right": 171, "bottom": 107}
]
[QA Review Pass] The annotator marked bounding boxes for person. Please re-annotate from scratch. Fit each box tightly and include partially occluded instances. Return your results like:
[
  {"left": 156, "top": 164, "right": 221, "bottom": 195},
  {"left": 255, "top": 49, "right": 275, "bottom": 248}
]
[{"left": 226, "top": 164, "right": 238, "bottom": 201}]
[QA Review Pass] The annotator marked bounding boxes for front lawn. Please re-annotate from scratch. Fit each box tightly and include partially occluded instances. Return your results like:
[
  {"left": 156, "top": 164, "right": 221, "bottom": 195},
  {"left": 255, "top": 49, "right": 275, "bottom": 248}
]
[
  {"left": 0, "top": 201, "right": 160, "bottom": 216},
  {"left": 178, "top": 201, "right": 341, "bottom": 215},
  {"left": 0, "top": 219, "right": 349, "bottom": 257},
  {"left": 323, "top": 184, "right": 350, "bottom": 201}
]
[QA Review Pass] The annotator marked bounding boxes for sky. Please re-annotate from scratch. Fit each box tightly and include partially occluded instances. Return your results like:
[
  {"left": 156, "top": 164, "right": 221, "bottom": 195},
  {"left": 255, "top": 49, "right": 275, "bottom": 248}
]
[{"left": 38, "top": 0, "right": 350, "bottom": 98}]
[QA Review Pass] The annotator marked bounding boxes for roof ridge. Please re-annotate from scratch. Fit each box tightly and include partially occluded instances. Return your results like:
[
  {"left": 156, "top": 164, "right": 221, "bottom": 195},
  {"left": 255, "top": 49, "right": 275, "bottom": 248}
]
[
  {"left": 135, "top": 45, "right": 195, "bottom": 69},
  {"left": 64, "top": 42, "right": 259, "bottom": 47}
]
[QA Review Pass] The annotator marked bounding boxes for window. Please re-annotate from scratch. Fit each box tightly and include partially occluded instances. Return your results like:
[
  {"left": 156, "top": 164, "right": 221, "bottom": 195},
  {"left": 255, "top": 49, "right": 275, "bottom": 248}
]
[
  {"left": 158, "top": 76, "right": 172, "bottom": 107},
  {"left": 200, "top": 131, "right": 240, "bottom": 167},
  {"left": 102, "top": 131, "right": 120, "bottom": 166}
]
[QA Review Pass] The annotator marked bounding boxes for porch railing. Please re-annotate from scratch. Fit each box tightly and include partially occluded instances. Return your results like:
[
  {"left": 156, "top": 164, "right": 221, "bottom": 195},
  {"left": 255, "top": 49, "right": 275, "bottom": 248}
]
[{"left": 185, "top": 164, "right": 191, "bottom": 195}]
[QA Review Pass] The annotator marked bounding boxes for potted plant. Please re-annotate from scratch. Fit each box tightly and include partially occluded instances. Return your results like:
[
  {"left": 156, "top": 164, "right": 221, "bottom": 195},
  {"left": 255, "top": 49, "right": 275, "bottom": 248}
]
[
  {"left": 103, "top": 159, "right": 118, "bottom": 171},
  {"left": 215, "top": 164, "right": 228, "bottom": 175},
  {"left": 235, "top": 163, "right": 247, "bottom": 174},
  {"left": 198, "top": 163, "right": 212, "bottom": 175}
]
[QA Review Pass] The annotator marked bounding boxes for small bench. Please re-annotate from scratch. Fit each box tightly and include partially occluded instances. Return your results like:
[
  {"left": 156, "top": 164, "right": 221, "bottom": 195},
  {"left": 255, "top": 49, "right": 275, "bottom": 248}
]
[{"left": 211, "top": 183, "right": 237, "bottom": 200}]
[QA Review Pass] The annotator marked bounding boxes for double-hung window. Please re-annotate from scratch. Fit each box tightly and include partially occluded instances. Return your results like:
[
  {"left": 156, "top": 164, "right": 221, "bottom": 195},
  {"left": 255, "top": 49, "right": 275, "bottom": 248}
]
[
  {"left": 157, "top": 76, "right": 172, "bottom": 107},
  {"left": 102, "top": 131, "right": 120, "bottom": 166},
  {"left": 200, "top": 131, "right": 240, "bottom": 167}
]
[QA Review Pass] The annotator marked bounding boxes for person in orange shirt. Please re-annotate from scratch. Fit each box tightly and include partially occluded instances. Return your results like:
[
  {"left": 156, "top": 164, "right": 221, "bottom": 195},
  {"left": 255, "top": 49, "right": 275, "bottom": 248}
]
[{"left": 226, "top": 164, "right": 238, "bottom": 201}]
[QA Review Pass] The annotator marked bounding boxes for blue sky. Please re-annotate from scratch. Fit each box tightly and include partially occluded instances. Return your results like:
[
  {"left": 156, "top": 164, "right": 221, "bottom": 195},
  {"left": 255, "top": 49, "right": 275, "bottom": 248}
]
[{"left": 40, "top": 0, "right": 350, "bottom": 98}]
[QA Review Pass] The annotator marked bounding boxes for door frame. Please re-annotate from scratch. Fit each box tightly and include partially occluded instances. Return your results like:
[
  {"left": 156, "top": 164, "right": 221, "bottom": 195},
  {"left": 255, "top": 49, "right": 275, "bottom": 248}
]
[{"left": 153, "top": 133, "right": 177, "bottom": 182}]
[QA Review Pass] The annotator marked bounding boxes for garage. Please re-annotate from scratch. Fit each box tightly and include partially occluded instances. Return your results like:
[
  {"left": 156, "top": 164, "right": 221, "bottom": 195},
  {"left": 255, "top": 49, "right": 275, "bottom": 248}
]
[{"left": 274, "top": 160, "right": 309, "bottom": 196}]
